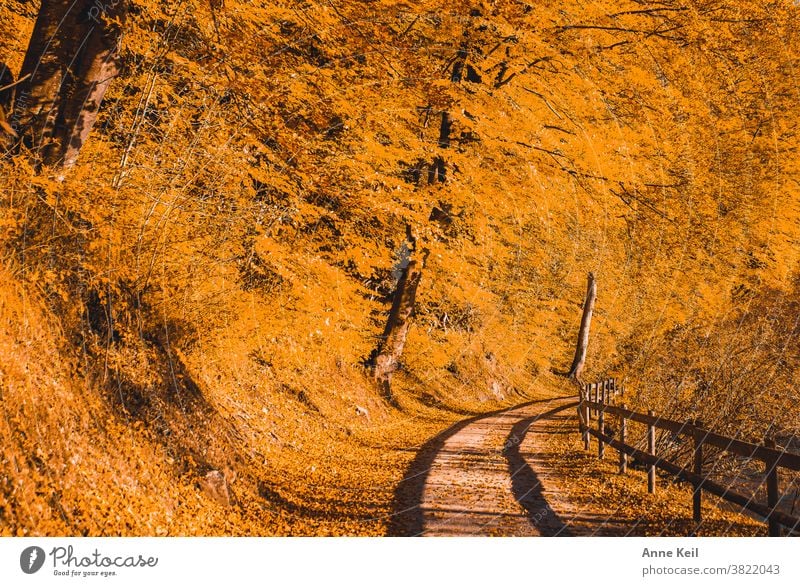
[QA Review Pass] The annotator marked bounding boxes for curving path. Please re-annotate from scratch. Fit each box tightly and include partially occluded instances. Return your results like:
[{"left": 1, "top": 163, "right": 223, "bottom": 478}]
[{"left": 388, "top": 396, "right": 578, "bottom": 536}]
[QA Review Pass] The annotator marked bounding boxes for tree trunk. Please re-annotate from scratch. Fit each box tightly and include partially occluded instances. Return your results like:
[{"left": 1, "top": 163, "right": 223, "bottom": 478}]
[
  {"left": 567, "top": 272, "right": 596, "bottom": 382},
  {"left": 14, "top": 1, "right": 78, "bottom": 149},
  {"left": 15, "top": 0, "right": 127, "bottom": 168},
  {"left": 372, "top": 229, "right": 427, "bottom": 400},
  {"left": 50, "top": 2, "right": 127, "bottom": 169},
  {"left": 450, "top": 48, "right": 468, "bottom": 83},
  {"left": 438, "top": 111, "right": 452, "bottom": 148}
]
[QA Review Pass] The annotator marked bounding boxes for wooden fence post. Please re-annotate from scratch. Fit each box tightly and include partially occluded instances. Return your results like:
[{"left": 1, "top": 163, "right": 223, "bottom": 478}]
[
  {"left": 648, "top": 410, "right": 656, "bottom": 494},
  {"left": 583, "top": 401, "right": 590, "bottom": 450},
  {"left": 596, "top": 381, "right": 600, "bottom": 412},
  {"left": 585, "top": 383, "right": 590, "bottom": 415},
  {"left": 692, "top": 420, "right": 704, "bottom": 525},
  {"left": 584, "top": 384, "right": 589, "bottom": 420},
  {"left": 765, "top": 437, "right": 781, "bottom": 537},
  {"left": 598, "top": 404, "right": 605, "bottom": 459},
  {"left": 579, "top": 385, "right": 589, "bottom": 451},
  {"left": 619, "top": 404, "right": 627, "bottom": 474}
]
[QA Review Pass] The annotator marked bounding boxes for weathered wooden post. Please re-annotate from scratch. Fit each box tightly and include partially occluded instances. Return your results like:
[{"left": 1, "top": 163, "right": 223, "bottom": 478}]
[
  {"left": 619, "top": 404, "right": 628, "bottom": 474},
  {"left": 765, "top": 437, "right": 781, "bottom": 537},
  {"left": 692, "top": 420, "right": 704, "bottom": 525},
  {"left": 582, "top": 386, "right": 590, "bottom": 450},
  {"left": 648, "top": 410, "right": 656, "bottom": 494},
  {"left": 598, "top": 403, "right": 605, "bottom": 459},
  {"left": 583, "top": 403, "right": 591, "bottom": 450}
]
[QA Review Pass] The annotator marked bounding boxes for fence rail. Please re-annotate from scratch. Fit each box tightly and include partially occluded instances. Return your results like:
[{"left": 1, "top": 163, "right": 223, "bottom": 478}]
[{"left": 578, "top": 378, "right": 800, "bottom": 536}]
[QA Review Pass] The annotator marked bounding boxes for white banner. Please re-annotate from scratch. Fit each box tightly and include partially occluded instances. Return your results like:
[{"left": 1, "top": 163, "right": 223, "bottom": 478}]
[{"left": 1, "top": 537, "right": 797, "bottom": 585}]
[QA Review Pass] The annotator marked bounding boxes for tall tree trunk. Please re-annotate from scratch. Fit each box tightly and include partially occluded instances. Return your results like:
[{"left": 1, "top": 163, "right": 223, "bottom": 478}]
[
  {"left": 50, "top": 2, "right": 127, "bottom": 169},
  {"left": 14, "top": 0, "right": 79, "bottom": 149},
  {"left": 567, "top": 272, "right": 596, "bottom": 382},
  {"left": 372, "top": 228, "right": 427, "bottom": 400},
  {"left": 14, "top": 0, "right": 127, "bottom": 168}
]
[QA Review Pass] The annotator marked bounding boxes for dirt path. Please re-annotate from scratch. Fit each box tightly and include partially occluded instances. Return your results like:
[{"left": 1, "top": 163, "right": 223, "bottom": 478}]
[{"left": 388, "top": 396, "right": 578, "bottom": 536}]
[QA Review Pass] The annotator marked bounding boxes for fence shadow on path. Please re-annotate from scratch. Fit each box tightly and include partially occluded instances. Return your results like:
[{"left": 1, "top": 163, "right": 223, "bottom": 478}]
[
  {"left": 504, "top": 402, "right": 578, "bottom": 536},
  {"left": 387, "top": 396, "right": 573, "bottom": 536}
]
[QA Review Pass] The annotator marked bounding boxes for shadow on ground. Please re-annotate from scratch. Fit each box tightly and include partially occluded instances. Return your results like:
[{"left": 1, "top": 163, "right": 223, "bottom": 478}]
[
  {"left": 504, "top": 402, "right": 579, "bottom": 536},
  {"left": 387, "top": 396, "right": 571, "bottom": 536}
]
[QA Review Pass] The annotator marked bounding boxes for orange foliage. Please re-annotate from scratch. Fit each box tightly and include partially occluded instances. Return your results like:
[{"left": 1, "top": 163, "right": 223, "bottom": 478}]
[{"left": 1, "top": 0, "right": 799, "bottom": 535}]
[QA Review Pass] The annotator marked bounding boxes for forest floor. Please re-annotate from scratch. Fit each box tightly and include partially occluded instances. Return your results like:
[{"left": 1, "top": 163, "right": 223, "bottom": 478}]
[{"left": 389, "top": 385, "right": 765, "bottom": 536}]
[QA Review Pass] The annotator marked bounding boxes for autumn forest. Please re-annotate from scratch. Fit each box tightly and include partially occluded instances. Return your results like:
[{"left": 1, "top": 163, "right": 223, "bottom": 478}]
[{"left": 1, "top": 0, "right": 799, "bottom": 536}]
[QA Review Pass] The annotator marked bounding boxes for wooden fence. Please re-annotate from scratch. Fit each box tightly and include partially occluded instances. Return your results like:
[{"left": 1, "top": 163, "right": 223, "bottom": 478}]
[{"left": 578, "top": 378, "right": 800, "bottom": 536}]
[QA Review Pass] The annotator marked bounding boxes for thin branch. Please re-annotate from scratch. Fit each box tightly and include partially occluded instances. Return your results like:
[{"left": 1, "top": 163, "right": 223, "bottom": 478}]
[
  {"left": 611, "top": 182, "right": 675, "bottom": 222},
  {"left": 521, "top": 87, "right": 563, "bottom": 120},
  {"left": 609, "top": 7, "right": 688, "bottom": 18},
  {"left": 0, "top": 73, "right": 31, "bottom": 93},
  {"left": 397, "top": 14, "right": 420, "bottom": 39},
  {"left": 543, "top": 124, "right": 575, "bottom": 135},
  {"left": 556, "top": 24, "right": 646, "bottom": 34}
]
